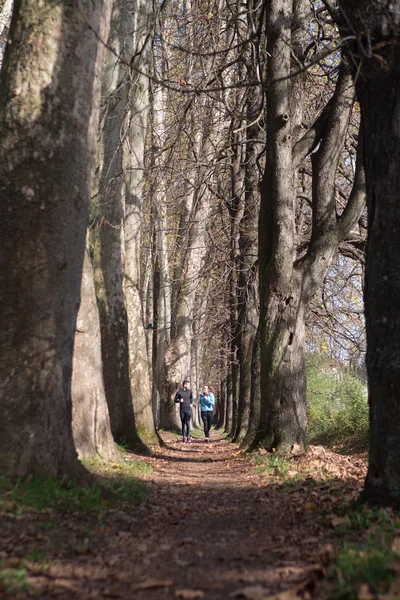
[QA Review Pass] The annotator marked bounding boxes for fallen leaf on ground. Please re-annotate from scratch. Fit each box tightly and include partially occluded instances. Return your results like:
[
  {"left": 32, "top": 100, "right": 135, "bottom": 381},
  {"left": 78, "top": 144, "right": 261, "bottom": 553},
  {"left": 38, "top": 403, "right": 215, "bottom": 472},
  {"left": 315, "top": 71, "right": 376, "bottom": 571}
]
[
  {"left": 317, "top": 543, "right": 334, "bottom": 565},
  {"left": 230, "top": 585, "right": 269, "bottom": 599},
  {"left": 134, "top": 578, "right": 174, "bottom": 590},
  {"left": 357, "top": 583, "right": 374, "bottom": 600},
  {"left": 329, "top": 516, "right": 348, "bottom": 528},
  {"left": 392, "top": 537, "right": 400, "bottom": 555},
  {"left": 175, "top": 589, "right": 204, "bottom": 599},
  {"left": 263, "top": 577, "right": 316, "bottom": 600},
  {"left": 291, "top": 444, "right": 303, "bottom": 456}
]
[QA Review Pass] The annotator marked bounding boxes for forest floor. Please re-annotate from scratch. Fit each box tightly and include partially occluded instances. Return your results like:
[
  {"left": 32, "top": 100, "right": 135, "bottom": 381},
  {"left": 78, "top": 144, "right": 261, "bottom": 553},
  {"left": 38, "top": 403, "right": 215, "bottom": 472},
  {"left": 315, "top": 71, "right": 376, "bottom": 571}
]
[{"left": 2, "top": 429, "right": 400, "bottom": 600}]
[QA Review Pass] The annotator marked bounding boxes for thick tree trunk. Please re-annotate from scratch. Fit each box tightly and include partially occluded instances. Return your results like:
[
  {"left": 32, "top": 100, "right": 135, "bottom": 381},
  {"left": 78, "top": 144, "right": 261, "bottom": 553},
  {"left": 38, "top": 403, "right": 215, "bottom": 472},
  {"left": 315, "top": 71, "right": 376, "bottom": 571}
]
[
  {"left": 91, "top": 1, "right": 140, "bottom": 449},
  {"left": 340, "top": 0, "right": 400, "bottom": 507},
  {"left": 0, "top": 0, "right": 111, "bottom": 480},
  {"left": 149, "top": 75, "right": 171, "bottom": 426},
  {"left": 92, "top": 0, "right": 157, "bottom": 449},
  {"left": 258, "top": 0, "right": 299, "bottom": 451},
  {"left": 257, "top": 0, "right": 364, "bottom": 451},
  {"left": 228, "top": 130, "right": 245, "bottom": 438},
  {"left": 72, "top": 249, "right": 119, "bottom": 461},
  {"left": 225, "top": 359, "right": 234, "bottom": 434}
]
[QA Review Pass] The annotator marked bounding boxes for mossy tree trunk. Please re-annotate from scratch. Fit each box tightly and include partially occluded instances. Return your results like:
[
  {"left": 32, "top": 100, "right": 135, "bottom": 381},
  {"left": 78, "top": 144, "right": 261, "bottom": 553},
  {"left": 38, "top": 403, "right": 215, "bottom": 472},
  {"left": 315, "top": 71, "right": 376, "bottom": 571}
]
[{"left": 0, "top": 0, "right": 111, "bottom": 480}]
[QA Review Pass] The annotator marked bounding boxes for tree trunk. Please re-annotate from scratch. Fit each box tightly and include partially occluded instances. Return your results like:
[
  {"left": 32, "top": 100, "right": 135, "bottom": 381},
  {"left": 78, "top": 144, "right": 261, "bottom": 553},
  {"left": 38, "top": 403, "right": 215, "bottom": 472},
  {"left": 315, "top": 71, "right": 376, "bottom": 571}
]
[
  {"left": 257, "top": 0, "right": 364, "bottom": 451},
  {"left": 340, "top": 0, "right": 400, "bottom": 508},
  {"left": 241, "top": 326, "right": 261, "bottom": 448},
  {"left": 124, "top": 0, "right": 157, "bottom": 445},
  {"left": 91, "top": 1, "right": 141, "bottom": 449},
  {"left": 258, "top": 0, "right": 299, "bottom": 451},
  {"left": 72, "top": 248, "right": 119, "bottom": 461},
  {"left": 235, "top": 45, "right": 262, "bottom": 442},
  {"left": 0, "top": 0, "right": 111, "bottom": 480}
]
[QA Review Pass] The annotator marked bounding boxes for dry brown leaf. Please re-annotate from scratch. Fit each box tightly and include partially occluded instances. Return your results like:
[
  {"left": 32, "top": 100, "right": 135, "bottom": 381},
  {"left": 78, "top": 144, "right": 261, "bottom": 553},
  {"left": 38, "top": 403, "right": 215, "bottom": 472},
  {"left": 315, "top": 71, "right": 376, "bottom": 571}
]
[
  {"left": 134, "top": 578, "right": 174, "bottom": 590},
  {"left": 357, "top": 583, "right": 374, "bottom": 600},
  {"left": 329, "top": 516, "right": 348, "bottom": 528},
  {"left": 316, "top": 542, "right": 334, "bottom": 566},
  {"left": 291, "top": 444, "right": 303, "bottom": 456},
  {"left": 230, "top": 585, "right": 269, "bottom": 599},
  {"left": 392, "top": 537, "right": 400, "bottom": 555},
  {"left": 175, "top": 590, "right": 205, "bottom": 599}
]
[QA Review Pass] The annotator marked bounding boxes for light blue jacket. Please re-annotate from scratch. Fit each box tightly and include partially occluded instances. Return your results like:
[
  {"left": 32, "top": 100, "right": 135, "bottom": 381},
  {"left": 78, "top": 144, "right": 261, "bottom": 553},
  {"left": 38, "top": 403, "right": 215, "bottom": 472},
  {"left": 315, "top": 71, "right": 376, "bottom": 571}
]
[{"left": 199, "top": 392, "right": 215, "bottom": 412}]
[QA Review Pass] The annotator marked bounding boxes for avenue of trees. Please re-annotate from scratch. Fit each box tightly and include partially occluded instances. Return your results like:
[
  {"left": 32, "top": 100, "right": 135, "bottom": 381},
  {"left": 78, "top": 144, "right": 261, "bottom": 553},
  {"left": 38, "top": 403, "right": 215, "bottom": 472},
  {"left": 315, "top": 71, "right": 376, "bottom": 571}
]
[{"left": 0, "top": 0, "right": 399, "bottom": 507}]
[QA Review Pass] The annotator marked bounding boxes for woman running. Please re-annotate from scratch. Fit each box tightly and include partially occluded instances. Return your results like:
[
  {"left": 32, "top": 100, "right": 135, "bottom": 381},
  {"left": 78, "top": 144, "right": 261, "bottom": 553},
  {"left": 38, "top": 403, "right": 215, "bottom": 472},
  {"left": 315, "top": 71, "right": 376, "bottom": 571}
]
[{"left": 199, "top": 385, "right": 215, "bottom": 442}]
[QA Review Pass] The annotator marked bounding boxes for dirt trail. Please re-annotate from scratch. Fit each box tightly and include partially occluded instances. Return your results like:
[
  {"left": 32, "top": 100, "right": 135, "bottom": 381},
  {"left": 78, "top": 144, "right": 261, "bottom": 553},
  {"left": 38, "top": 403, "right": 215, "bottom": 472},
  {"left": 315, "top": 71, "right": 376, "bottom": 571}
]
[
  {"left": 1, "top": 431, "right": 366, "bottom": 599},
  {"left": 115, "top": 431, "right": 358, "bottom": 600}
]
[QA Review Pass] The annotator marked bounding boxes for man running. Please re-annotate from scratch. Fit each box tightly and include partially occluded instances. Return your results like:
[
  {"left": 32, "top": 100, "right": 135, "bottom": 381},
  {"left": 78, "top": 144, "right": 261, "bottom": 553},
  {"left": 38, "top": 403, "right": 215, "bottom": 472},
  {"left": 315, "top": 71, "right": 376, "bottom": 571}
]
[{"left": 174, "top": 380, "right": 193, "bottom": 443}]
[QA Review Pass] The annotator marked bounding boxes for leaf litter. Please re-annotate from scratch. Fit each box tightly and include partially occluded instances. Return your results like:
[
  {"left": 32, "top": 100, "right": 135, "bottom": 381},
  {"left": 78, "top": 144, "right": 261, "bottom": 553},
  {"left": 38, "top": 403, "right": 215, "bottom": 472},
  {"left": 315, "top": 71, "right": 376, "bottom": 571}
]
[{"left": 2, "top": 431, "right": 394, "bottom": 600}]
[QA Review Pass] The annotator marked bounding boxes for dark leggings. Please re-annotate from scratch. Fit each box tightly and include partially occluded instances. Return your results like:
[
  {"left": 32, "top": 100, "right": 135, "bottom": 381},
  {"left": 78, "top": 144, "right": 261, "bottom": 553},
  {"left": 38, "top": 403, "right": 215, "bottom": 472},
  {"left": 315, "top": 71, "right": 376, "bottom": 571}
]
[
  {"left": 201, "top": 411, "right": 213, "bottom": 438},
  {"left": 180, "top": 409, "right": 192, "bottom": 439}
]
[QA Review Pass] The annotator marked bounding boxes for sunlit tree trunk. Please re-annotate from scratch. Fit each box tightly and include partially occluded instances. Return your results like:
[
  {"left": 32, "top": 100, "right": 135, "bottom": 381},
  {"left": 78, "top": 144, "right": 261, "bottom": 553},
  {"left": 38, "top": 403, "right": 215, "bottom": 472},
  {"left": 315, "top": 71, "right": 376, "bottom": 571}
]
[
  {"left": 149, "top": 72, "right": 171, "bottom": 426},
  {"left": 257, "top": 0, "right": 365, "bottom": 452},
  {"left": 91, "top": 1, "right": 140, "bottom": 449},
  {"left": 0, "top": 0, "right": 111, "bottom": 480},
  {"left": 241, "top": 326, "right": 261, "bottom": 448},
  {"left": 92, "top": 0, "right": 157, "bottom": 448},
  {"left": 72, "top": 248, "right": 119, "bottom": 461},
  {"left": 124, "top": 0, "right": 157, "bottom": 444}
]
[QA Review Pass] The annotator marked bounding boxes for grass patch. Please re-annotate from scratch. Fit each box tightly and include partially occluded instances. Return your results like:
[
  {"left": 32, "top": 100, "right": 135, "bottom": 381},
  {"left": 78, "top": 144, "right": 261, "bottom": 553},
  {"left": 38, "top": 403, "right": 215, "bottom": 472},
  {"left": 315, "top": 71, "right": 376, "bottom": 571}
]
[
  {"left": 329, "top": 547, "right": 395, "bottom": 600},
  {"left": 328, "top": 508, "right": 400, "bottom": 599},
  {"left": 108, "top": 478, "right": 151, "bottom": 504},
  {"left": 27, "top": 547, "right": 48, "bottom": 564},
  {"left": 82, "top": 457, "right": 152, "bottom": 505},
  {"left": 0, "top": 456, "right": 152, "bottom": 517},
  {"left": 0, "top": 476, "right": 103, "bottom": 513},
  {"left": 254, "top": 453, "right": 291, "bottom": 477},
  {"left": 0, "top": 563, "right": 27, "bottom": 594}
]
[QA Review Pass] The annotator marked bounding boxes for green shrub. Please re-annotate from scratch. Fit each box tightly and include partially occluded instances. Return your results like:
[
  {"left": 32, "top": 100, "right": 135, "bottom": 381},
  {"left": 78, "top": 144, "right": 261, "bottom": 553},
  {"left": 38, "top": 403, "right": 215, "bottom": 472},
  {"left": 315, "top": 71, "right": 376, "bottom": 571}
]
[{"left": 307, "top": 353, "right": 369, "bottom": 448}]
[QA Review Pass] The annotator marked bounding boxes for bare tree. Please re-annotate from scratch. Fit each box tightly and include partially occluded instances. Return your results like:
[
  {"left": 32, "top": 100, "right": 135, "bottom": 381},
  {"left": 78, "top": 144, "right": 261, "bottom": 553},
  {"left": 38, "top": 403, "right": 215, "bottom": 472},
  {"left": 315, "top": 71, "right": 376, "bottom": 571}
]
[{"left": 255, "top": 0, "right": 366, "bottom": 452}]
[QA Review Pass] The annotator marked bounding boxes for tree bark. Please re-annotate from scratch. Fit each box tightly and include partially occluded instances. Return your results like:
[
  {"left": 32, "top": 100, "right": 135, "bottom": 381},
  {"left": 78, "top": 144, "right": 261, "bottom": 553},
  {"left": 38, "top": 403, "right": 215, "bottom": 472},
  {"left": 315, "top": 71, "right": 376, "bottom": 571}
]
[
  {"left": 0, "top": 0, "right": 111, "bottom": 479},
  {"left": 339, "top": 0, "right": 400, "bottom": 508},
  {"left": 91, "top": 0, "right": 141, "bottom": 449},
  {"left": 72, "top": 248, "right": 119, "bottom": 461},
  {"left": 235, "top": 35, "right": 263, "bottom": 442},
  {"left": 124, "top": 0, "right": 157, "bottom": 445}
]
